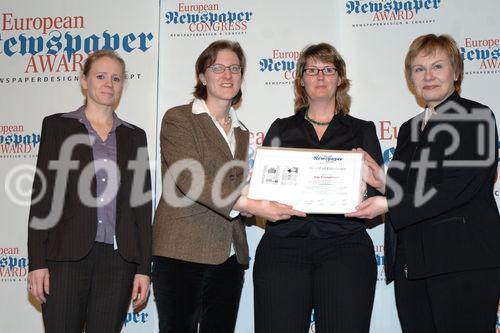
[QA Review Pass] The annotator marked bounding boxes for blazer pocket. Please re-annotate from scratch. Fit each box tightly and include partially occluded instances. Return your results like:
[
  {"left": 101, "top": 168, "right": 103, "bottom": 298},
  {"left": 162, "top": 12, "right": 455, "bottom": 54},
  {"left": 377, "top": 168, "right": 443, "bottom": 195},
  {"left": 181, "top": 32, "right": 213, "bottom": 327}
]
[
  {"left": 169, "top": 204, "right": 208, "bottom": 219},
  {"left": 422, "top": 216, "right": 474, "bottom": 275},
  {"left": 428, "top": 216, "right": 465, "bottom": 227},
  {"left": 56, "top": 209, "right": 75, "bottom": 224}
]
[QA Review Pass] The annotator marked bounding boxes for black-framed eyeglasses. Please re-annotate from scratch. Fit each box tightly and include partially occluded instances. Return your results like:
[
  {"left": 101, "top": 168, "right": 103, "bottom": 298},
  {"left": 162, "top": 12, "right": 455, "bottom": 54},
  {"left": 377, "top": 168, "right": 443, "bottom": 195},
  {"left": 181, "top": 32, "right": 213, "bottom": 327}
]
[
  {"left": 303, "top": 67, "right": 337, "bottom": 76},
  {"left": 209, "top": 64, "right": 242, "bottom": 74}
]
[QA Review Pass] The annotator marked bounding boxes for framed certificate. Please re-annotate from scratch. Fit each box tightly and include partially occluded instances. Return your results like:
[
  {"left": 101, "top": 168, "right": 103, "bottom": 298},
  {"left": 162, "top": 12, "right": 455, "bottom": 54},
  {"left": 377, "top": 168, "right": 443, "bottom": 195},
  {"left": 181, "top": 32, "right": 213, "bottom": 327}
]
[{"left": 248, "top": 147, "right": 364, "bottom": 214}]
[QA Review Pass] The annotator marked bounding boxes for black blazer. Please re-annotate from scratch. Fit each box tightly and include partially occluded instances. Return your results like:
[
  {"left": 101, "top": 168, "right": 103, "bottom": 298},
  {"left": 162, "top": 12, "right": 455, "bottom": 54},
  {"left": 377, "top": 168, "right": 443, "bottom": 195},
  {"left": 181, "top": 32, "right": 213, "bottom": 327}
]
[
  {"left": 385, "top": 92, "right": 500, "bottom": 281},
  {"left": 28, "top": 112, "right": 152, "bottom": 275}
]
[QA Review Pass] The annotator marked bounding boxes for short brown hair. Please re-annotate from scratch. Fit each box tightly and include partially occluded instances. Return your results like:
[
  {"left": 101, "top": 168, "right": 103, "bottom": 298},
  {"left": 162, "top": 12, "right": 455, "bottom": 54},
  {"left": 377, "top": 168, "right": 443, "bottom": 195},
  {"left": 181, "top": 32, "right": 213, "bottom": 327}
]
[
  {"left": 193, "top": 40, "right": 246, "bottom": 106},
  {"left": 405, "top": 34, "right": 463, "bottom": 92},
  {"left": 294, "top": 43, "right": 351, "bottom": 115}
]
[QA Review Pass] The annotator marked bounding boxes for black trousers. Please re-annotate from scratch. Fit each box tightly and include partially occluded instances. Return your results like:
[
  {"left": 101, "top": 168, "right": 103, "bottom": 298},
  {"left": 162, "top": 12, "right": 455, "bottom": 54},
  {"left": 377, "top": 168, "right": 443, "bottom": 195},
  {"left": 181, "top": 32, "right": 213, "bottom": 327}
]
[
  {"left": 42, "top": 242, "right": 137, "bottom": 333},
  {"left": 253, "top": 231, "right": 377, "bottom": 333},
  {"left": 394, "top": 253, "right": 500, "bottom": 333},
  {"left": 152, "top": 255, "right": 245, "bottom": 333}
]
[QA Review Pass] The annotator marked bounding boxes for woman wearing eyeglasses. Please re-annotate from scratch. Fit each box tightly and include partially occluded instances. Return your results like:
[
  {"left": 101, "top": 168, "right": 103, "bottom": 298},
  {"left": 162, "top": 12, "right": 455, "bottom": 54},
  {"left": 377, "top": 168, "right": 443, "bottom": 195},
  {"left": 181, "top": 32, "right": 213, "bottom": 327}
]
[
  {"left": 152, "top": 40, "right": 304, "bottom": 333},
  {"left": 253, "top": 43, "right": 382, "bottom": 333}
]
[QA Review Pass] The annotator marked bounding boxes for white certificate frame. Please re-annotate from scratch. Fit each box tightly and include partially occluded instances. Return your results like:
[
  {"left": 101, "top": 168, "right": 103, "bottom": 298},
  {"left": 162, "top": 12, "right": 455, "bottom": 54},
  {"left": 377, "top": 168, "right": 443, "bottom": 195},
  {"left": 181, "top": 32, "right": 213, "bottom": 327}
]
[{"left": 248, "top": 147, "right": 364, "bottom": 214}]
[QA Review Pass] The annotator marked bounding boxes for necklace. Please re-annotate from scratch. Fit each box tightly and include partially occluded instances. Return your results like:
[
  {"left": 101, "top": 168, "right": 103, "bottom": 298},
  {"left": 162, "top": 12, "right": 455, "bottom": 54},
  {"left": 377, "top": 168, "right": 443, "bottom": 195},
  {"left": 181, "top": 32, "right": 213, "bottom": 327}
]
[
  {"left": 304, "top": 110, "right": 331, "bottom": 126},
  {"left": 218, "top": 113, "right": 232, "bottom": 127}
]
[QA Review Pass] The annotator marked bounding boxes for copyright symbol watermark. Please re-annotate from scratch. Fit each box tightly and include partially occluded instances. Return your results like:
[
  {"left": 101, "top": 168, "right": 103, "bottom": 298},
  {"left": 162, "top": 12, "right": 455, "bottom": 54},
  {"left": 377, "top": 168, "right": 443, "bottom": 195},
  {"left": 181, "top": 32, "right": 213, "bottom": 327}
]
[{"left": 4, "top": 164, "right": 46, "bottom": 207}]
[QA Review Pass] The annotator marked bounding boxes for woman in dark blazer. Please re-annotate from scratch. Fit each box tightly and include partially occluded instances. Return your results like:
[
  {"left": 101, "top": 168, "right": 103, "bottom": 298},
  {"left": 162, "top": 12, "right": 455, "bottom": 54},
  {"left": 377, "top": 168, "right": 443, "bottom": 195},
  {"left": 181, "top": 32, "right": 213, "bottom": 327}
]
[
  {"left": 253, "top": 43, "right": 382, "bottom": 333},
  {"left": 348, "top": 34, "right": 500, "bottom": 333},
  {"left": 152, "top": 40, "right": 303, "bottom": 333},
  {"left": 27, "top": 50, "right": 152, "bottom": 333}
]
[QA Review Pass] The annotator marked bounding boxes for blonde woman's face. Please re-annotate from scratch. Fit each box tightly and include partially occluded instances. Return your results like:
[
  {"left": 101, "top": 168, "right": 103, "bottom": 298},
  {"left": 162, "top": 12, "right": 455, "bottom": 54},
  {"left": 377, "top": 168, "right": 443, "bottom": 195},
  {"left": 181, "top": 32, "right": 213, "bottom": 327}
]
[
  {"left": 410, "top": 49, "right": 456, "bottom": 107},
  {"left": 81, "top": 57, "right": 124, "bottom": 108}
]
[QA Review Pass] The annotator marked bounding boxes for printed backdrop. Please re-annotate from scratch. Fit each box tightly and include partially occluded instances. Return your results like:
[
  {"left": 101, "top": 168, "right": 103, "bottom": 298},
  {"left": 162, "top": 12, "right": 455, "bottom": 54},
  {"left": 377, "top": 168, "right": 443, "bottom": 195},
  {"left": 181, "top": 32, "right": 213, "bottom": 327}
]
[{"left": 1, "top": 0, "right": 499, "bottom": 332}]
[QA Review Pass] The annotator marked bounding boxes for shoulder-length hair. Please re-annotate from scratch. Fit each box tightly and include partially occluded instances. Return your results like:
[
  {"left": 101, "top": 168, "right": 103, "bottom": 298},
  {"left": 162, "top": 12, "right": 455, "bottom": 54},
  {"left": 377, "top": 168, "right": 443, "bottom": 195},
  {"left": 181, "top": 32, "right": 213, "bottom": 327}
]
[
  {"left": 294, "top": 43, "right": 351, "bottom": 115},
  {"left": 193, "top": 40, "right": 246, "bottom": 106}
]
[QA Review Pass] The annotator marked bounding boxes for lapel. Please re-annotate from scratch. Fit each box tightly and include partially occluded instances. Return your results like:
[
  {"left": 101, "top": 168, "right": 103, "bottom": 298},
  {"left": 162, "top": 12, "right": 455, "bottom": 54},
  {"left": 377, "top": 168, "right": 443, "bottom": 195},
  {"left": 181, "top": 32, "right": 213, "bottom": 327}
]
[
  {"left": 417, "top": 91, "right": 460, "bottom": 145},
  {"left": 416, "top": 112, "right": 428, "bottom": 145},
  {"left": 195, "top": 113, "right": 233, "bottom": 160},
  {"left": 63, "top": 117, "right": 97, "bottom": 201},
  {"left": 116, "top": 126, "right": 132, "bottom": 176},
  {"left": 114, "top": 126, "right": 133, "bottom": 216},
  {"left": 234, "top": 127, "right": 249, "bottom": 161},
  {"left": 67, "top": 118, "right": 94, "bottom": 166}
]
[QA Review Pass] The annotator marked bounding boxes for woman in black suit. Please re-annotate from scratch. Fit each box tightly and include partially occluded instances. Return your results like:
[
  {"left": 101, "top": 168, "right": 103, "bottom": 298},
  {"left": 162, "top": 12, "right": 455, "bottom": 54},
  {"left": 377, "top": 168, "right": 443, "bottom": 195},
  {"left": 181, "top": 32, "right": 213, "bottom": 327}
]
[
  {"left": 348, "top": 34, "right": 500, "bottom": 333},
  {"left": 253, "top": 43, "right": 382, "bottom": 333},
  {"left": 27, "top": 50, "right": 152, "bottom": 333}
]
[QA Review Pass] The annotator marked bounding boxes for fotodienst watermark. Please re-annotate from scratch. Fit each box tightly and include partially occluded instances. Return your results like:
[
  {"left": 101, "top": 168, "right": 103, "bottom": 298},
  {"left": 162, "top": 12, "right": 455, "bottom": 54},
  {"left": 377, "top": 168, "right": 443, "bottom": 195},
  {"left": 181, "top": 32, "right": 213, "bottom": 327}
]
[{"left": 4, "top": 103, "right": 499, "bottom": 229}]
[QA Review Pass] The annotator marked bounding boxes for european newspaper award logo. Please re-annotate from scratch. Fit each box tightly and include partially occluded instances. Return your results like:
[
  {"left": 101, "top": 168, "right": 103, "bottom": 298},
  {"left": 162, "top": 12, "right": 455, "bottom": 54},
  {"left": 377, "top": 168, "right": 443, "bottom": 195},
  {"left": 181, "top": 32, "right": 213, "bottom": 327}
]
[
  {"left": 0, "top": 247, "right": 28, "bottom": 283},
  {"left": 0, "top": 12, "right": 154, "bottom": 84},
  {"left": 461, "top": 37, "right": 500, "bottom": 75},
  {"left": 260, "top": 49, "right": 300, "bottom": 86},
  {"left": 0, "top": 124, "right": 40, "bottom": 159},
  {"left": 345, "top": 0, "right": 441, "bottom": 28},
  {"left": 164, "top": 2, "right": 253, "bottom": 38}
]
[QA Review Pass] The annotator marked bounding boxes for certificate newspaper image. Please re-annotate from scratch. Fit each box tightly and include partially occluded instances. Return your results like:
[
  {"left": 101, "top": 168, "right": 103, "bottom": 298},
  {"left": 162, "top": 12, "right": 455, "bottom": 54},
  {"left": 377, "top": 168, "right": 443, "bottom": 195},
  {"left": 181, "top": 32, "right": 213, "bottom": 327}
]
[{"left": 248, "top": 147, "right": 364, "bottom": 214}]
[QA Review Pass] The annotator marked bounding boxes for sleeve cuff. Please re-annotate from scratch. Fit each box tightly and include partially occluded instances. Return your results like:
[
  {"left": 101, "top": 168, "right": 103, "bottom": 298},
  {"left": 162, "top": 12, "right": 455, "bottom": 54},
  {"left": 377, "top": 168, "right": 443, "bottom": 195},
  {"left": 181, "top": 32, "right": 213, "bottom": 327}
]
[{"left": 229, "top": 209, "right": 240, "bottom": 219}]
